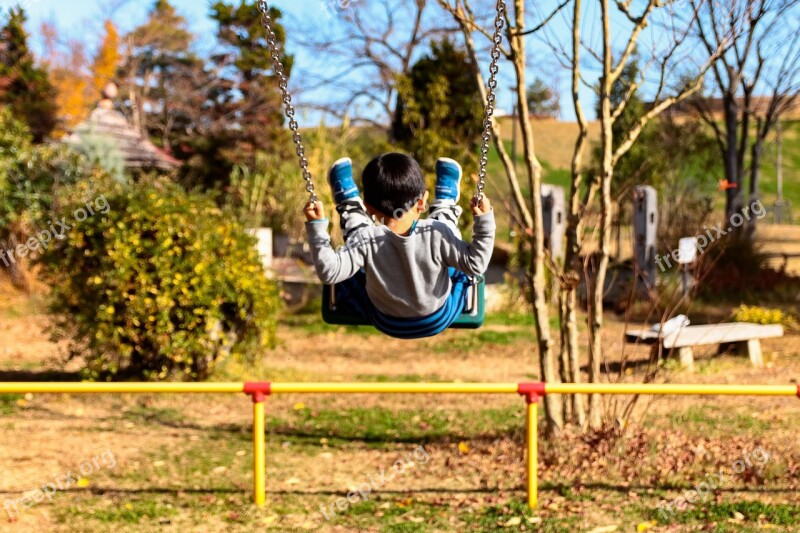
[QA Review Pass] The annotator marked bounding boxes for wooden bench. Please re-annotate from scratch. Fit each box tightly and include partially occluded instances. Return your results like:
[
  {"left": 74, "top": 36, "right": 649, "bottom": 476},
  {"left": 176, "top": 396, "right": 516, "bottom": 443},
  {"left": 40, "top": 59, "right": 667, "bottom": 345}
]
[{"left": 625, "top": 322, "right": 784, "bottom": 371}]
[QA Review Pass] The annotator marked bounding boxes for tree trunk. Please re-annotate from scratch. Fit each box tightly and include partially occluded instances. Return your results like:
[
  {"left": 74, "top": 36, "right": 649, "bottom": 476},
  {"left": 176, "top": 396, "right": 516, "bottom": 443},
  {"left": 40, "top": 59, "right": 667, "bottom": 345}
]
[
  {"left": 559, "top": 0, "right": 588, "bottom": 428},
  {"left": 587, "top": 0, "right": 615, "bottom": 430},
  {"left": 723, "top": 92, "right": 743, "bottom": 219},
  {"left": 512, "top": 0, "right": 563, "bottom": 433},
  {"left": 557, "top": 298, "right": 573, "bottom": 422}
]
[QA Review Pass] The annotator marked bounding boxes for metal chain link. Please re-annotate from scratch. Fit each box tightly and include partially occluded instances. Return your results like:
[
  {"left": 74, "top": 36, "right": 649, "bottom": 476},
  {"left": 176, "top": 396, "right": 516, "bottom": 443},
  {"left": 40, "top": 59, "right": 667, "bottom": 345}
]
[
  {"left": 257, "top": 1, "right": 318, "bottom": 203},
  {"left": 476, "top": 0, "right": 506, "bottom": 202},
  {"left": 257, "top": 0, "right": 504, "bottom": 204}
]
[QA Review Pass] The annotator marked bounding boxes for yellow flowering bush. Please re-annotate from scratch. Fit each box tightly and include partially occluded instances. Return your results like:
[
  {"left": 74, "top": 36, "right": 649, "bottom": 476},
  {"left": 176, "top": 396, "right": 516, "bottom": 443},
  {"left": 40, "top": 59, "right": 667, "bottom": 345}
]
[
  {"left": 39, "top": 178, "right": 280, "bottom": 381},
  {"left": 732, "top": 305, "right": 798, "bottom": 329}
]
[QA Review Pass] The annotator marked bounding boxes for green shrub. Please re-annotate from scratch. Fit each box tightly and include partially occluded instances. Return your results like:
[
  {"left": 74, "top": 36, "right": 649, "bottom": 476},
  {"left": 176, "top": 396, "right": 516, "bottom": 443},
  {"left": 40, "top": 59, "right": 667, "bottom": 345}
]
[
  {"left": 0, "top": 107, "right": 101, "bottom": 233},
  {"left": 1, "top": 107, "right": 114, "bottom": 288},
  {"left": 39, "top": 178, "right": 280, "bottom": 381}
]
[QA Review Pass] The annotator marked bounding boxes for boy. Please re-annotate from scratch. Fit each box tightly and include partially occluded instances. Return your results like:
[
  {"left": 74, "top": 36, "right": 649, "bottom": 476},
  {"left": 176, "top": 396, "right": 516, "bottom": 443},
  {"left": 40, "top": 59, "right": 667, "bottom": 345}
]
[{"left": 304, "top": 153, "right": 495, "bottom": 338}]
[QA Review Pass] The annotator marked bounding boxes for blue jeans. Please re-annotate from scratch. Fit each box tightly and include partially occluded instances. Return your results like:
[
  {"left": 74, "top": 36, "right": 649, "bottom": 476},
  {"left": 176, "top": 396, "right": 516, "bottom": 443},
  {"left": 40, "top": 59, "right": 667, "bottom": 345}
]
[{"left": 333, "top": 198, "right": 469, "bottom": 339}]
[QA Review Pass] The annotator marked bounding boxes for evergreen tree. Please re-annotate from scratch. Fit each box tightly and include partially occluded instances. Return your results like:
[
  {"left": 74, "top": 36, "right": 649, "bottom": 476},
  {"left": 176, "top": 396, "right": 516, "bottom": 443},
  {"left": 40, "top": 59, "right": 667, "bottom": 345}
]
[
  {"left": 120, "top": 0, "right": 199, "bottom": 139},
  {"left": 526, "top": 78, "right": 560, "bottom": 118},
  {"left": 392, "top": 39, "right": 483, "bottom": 171},
  {"left": 209, "top": 1, "right": 291, "bottom": 163},
  {"left": 0, "top": 7, "right": 58, "bottom": 142},
  {"left": 116, "top": 1, "right": 291, "bottom": 191},
  {"left": 119, "top": 0, "right": 217, "bottom": 186}
]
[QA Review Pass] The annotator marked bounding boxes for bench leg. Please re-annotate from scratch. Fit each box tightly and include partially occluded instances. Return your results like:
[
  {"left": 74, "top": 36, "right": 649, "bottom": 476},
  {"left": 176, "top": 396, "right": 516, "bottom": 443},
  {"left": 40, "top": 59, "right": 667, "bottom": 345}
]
[
  {"left": 678, "top": 347, "right": 694, "bottom": 372},
  {"left": 736, "top": 340, "right": 764, "bottom": 368}
]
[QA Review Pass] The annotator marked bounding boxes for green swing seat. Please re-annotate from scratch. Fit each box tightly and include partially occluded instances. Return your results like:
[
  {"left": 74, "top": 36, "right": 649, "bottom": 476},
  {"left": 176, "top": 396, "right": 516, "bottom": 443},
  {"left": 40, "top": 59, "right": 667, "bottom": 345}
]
[{"left": 321, "top": 277, "right": 486, "bottom": 329}]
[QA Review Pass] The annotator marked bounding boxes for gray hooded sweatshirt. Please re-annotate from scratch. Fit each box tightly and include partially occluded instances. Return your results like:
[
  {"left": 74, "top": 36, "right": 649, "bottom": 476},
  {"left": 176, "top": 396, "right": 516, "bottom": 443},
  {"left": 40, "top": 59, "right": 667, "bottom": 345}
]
[{"left": 305, "top": 211, "right": 495, "bottom": 318}]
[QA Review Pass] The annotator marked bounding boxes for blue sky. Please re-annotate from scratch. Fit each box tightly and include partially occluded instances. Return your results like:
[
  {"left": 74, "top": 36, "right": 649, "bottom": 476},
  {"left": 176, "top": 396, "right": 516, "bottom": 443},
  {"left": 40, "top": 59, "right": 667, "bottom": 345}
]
[
  {"left": 4, "top": 0, "right": 711, "bottom": 126},
  {"left": 6, "top": 0, "right": 573, "bottom": 123}
]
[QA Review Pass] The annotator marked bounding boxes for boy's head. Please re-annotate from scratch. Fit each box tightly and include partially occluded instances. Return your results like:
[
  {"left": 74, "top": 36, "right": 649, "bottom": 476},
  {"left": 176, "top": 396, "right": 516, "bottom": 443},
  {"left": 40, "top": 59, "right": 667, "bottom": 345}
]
[{"left": 362, "top": 153, "right": 426, "bottom": 219}]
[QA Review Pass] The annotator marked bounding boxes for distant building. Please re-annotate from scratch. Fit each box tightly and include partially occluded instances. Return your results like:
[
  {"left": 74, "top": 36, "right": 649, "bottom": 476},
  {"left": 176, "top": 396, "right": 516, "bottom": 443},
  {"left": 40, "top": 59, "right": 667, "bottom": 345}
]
[{"left": 65, "top": 83, "right": 179, "bottom": 172}]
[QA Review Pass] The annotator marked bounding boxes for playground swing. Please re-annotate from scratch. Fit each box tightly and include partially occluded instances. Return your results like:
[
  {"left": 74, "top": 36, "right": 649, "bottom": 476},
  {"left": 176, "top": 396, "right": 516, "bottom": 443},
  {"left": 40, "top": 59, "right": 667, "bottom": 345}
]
[{"left": 256, "top": 0, "right": 507, "bottom": 334}]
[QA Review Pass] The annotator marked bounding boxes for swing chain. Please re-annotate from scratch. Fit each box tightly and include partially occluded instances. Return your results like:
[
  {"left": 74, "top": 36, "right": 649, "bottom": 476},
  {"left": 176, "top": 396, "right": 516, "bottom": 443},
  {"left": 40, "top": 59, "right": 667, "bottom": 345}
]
[
  {"left": 257, "top": 0, "right": 503, "bottom": 205},
  {"left": 476, "top": 0, "right": 506, "bottom": 203},
  {"left": 257, "top": 1, "right": 318, "bottom": 203}
]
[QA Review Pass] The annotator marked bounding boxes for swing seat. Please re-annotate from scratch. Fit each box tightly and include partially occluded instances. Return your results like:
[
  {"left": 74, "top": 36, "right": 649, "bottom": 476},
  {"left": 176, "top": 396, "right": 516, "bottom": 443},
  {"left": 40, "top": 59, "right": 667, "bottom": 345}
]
[{"left": 322, "top": 276, "right": 485, "bottom": 330}]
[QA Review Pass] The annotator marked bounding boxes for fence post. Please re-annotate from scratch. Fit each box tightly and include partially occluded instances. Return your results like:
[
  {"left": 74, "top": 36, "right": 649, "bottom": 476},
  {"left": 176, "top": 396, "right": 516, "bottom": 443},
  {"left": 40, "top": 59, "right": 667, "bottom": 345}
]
[
  {"left": 244, "top": 382, "right": 272, "bottom": 507},
  {"left": 526, "top": 395, "right": 539, "bottom": 509},
  {"left": 518, "top": 382, "right": 545, "bottom": 509}
]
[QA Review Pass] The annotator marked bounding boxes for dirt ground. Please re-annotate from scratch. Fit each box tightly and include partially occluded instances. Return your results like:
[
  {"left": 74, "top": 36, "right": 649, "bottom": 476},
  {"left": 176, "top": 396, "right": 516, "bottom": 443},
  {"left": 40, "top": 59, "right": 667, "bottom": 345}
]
[{"left": 1, "top": 289, "right": 799, "bottom": 532}]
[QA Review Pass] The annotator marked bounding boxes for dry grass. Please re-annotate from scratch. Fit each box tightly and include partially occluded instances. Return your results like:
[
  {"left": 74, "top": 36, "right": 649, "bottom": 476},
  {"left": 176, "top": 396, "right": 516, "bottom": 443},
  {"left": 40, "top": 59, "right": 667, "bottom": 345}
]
[
  {"left": 496, "top": 117, "right": 602, "bottom": 171},
  {"left": 1, "top": 297, "right": 799, "bottom": 531}
]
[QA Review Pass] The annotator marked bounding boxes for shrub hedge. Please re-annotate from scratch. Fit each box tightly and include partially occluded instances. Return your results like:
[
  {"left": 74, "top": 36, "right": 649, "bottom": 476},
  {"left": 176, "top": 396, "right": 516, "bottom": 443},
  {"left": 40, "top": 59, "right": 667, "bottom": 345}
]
[{"left": 39, "top": 178, "right": 280, "bottom": 381}]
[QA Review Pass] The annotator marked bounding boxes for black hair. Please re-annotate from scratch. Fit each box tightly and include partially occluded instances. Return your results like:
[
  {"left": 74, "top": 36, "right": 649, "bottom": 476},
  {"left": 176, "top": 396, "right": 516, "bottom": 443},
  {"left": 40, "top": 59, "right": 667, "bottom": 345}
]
[{"left": 362, "top": 153, "right": 426, "bottom": 218}]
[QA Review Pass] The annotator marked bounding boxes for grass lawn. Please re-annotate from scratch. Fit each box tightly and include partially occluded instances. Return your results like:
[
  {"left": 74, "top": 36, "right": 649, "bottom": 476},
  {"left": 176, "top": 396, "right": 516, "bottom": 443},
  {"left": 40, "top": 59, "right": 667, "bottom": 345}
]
[{"left": 755, "top": 120, "right": 800, "bottom": 212}]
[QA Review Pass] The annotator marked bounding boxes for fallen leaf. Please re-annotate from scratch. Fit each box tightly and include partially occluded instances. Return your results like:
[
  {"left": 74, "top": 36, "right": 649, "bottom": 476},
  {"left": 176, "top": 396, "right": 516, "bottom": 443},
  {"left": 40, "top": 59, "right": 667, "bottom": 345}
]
[
  {"left": 503, "top": 516, "right": 522, "bottom": 527},
  {"left": 285, "top": 477, "right": 301, "bottom": 485},
  {"left": 75, "top": 477, "right": 90, "bottom": 488},
  {"left": 637, "top": 520, "right": 657, "bottom": 532},
  {"left": 588, "top": 526, "right": 618, "bottom": 533},
  {"left": 293, "top": 402, "right": 305, "bottom": 410},
  {"left": 458, "top": 442, "right": 470, "bottom": 455}
]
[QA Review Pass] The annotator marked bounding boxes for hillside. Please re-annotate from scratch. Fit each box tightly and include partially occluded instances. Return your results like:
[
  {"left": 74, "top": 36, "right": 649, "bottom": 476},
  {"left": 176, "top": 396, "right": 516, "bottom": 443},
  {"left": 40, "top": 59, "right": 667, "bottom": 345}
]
[
  {"left": 483, "top": 118, "right": 799, "bottom": 242},
  {"left": 496, "top": 116, "right": 602, "bottom": 171}
]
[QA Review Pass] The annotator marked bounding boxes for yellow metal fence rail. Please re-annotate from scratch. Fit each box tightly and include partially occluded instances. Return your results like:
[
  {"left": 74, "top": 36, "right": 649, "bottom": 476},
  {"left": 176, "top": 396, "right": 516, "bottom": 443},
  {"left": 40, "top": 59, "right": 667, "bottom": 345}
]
[{"left": 0, "top": 381, "right": 797, "bottom": 509}]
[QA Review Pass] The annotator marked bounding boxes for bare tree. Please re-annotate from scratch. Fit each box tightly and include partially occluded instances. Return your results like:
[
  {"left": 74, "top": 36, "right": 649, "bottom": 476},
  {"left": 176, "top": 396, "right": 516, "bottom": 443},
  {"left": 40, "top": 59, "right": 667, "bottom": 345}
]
[
  {"left": 584, "top": 0, "right": 720, "bottom": 427},
  {"left": 438, "top": 0, "right": 575, "bottom": 433},
  {"left": 296, "top": 0, "right": 456, "bottom": 132},
  {"left": 689, "top": 0, "right": 800, "bottom": 228},
  {"left": 559, "top": 0, "right": 592, "bottom": 428},
  {"left": 431, "top": 0, "right": 725, "bottom": 431}
]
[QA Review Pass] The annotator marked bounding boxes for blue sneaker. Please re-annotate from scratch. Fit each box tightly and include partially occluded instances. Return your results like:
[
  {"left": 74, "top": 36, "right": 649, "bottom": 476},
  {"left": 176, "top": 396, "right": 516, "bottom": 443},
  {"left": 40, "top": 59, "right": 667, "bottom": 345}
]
[
  {"left": 435, "top": 158, "right": 462, "bottom": 202},
  {"left": 329, "top": 157, "right": 360, "bottom": 204}
]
